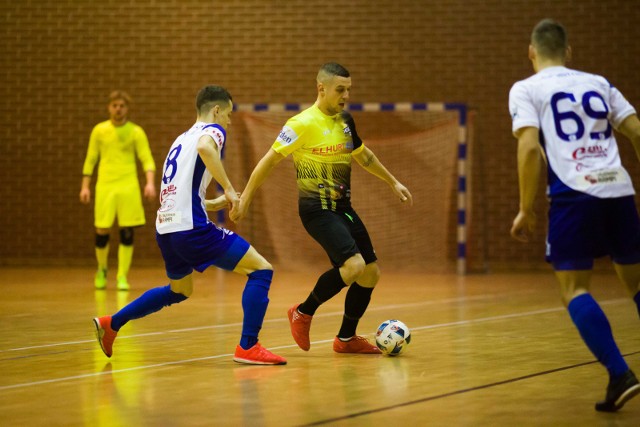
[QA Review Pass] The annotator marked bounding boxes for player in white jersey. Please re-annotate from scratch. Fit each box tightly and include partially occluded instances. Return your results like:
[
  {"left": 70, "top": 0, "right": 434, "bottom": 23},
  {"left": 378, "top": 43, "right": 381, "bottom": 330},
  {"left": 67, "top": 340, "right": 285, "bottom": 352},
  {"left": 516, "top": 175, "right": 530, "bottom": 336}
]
[
  {"left": 156, "top": 121, "right": 229, "bottom": 233},
  {"left": 509, "top": 19, "right": 640, "bottom": 412},
  {"left": 92, "top": 85, "right": 286, "bottom": 365}
]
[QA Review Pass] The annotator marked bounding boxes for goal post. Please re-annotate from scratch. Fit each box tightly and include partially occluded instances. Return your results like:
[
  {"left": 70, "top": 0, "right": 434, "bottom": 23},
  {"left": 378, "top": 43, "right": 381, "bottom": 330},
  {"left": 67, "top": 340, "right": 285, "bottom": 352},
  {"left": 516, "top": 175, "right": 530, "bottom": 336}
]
[{"left": 222, "top": 102, "right": 472, "bottom": 274}]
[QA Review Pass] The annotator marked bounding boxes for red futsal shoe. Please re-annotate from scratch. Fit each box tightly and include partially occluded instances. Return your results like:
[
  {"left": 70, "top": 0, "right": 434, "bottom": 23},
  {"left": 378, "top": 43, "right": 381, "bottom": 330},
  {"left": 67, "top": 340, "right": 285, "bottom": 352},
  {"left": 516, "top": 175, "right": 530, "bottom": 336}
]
[
  {"left": 93, "top": 316, "right": 117, "bottom": 358},
  {"left": 333, "top": 336, "right": 382, "bottom": 354},
  {"left": 233, "top": 343, "right": 287, "bottom": 365},
  {"left": 287, "top": 303, "right": 313, "bottom": 351}
]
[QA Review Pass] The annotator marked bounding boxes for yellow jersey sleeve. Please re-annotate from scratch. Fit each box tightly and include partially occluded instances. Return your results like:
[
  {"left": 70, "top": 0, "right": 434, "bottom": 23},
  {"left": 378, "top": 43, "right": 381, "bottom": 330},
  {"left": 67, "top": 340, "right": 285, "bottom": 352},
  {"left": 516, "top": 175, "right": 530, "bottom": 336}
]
[
  {"left": 271, "top": 115, "right": 308, "bottom": 157},
  {"left": 82, "top": 124, "right": 101, "bottom": 176},
  {"left": 133, "top": 126, "right": 156, "bottom": 172}
]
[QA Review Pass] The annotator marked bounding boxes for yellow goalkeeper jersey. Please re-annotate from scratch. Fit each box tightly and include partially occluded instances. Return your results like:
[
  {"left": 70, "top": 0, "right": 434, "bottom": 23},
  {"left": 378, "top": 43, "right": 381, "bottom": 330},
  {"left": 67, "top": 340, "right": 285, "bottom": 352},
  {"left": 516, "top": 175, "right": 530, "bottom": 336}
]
[
  {"left": 272, "top": 105, "right": 364, "bottom": 213},
  {"left": 82, "top": 120, "right": 155, "bottom": 184}
]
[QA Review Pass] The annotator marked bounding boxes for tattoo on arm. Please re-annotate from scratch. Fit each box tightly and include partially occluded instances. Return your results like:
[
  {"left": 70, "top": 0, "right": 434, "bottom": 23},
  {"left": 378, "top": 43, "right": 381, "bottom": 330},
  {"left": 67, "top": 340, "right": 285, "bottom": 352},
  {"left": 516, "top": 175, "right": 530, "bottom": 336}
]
[{"left": 362, "top": 153, "right": 374, "bottom": 167}]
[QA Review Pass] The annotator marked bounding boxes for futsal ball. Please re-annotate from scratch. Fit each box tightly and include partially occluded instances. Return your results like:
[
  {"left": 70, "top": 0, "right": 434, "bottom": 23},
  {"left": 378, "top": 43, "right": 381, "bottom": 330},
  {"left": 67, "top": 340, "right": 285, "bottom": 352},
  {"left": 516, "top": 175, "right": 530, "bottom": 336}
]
[{"left": 375, "top": 319, "right": 411, "bottom": 356}]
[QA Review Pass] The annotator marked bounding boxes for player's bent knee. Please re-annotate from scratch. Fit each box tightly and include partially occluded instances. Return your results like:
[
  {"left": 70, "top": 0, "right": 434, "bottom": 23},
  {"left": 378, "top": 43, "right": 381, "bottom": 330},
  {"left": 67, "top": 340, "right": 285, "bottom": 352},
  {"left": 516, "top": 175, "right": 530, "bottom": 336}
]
[
  {"left": 555, "top": 270, "right": 591, "bottom": 307},
  {"left": 359, "top": 263, "right": 381, "bottom": 288},
  {"left": 170, "top": 276, "right": 193, "bottom": 297},
  {"left": 172, "top": 287, "right": 193, "bottom": 298},
  {"left": 558, "top": 282, "right": 589, "bottom": 306},
  {"left": 341, "top": 254, "right": 366, "bottom": 284},
  {"left": 235, "top": 246, "right": 272, "bottom": 275},
  {"left": 561, "top": 289, "right": 588, "bottom": 307},
  {"left": 613, "top": 263, "right": 640, "bottom": 293},
  {"left": 253, "top": 255, "right": 272, "bottom": 272},
  {"left": 345, "top": 254, "right": 366, "bottom": 271}
]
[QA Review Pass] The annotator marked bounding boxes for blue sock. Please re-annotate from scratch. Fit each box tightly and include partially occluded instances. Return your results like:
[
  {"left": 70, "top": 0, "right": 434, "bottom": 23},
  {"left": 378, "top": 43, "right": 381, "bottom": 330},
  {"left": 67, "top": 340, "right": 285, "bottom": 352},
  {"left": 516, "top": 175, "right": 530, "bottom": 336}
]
[
  {"left": 111, "top": 285, "right": 188, "bottom": 331},
  {"left": 634, "top": 291, "right": 640, "bottom": 319},
  {"left": 239, "top": 269, "right": 272, "bottom": 350},
  {"left": 568, "top": 293, "right": 628, "bottom": 378}
]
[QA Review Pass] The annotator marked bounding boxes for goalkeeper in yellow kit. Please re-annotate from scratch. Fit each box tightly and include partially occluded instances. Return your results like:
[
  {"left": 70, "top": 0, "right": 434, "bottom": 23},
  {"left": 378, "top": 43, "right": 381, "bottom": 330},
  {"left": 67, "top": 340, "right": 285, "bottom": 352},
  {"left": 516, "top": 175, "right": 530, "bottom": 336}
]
[{"left": 80, "top": 91, "right": 156, "bottom": 291}]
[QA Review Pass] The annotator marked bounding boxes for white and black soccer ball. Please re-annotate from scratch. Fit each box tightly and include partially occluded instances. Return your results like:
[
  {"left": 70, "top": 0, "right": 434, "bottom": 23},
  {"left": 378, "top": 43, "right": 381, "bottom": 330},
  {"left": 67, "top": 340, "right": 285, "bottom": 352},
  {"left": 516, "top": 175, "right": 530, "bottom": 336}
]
[{"left": 375, "top": 319, "right": 411, "bottom": 356}]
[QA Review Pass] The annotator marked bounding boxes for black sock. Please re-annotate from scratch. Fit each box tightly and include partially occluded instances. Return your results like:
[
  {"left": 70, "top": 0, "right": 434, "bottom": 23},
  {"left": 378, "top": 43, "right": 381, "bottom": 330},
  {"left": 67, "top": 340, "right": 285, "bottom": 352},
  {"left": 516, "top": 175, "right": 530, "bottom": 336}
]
[
  {"left": 298, "top": 268, "right": 346, "bottom": 316},
  {"left": 338, "top": 283, "right": 374, "bottom": 339}
]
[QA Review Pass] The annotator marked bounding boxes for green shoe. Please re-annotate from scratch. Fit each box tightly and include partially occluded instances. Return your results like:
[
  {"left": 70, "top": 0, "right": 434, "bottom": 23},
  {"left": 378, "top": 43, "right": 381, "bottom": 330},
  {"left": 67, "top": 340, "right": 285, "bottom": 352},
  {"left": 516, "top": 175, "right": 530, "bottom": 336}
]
[
  {"left": 116, "top": 276, "right": 130, "bottom": 291},
  {"left": 94, "top": 269, "right": 107, "bottom": 290}
]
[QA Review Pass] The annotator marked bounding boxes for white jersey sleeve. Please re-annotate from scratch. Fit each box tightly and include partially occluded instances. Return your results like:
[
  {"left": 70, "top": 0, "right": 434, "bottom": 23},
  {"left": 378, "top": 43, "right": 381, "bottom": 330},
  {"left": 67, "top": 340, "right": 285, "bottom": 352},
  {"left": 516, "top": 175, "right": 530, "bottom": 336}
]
[
  {"left": 509, "top": 83, "right": 540, "bottom": 132},
  {"left": 608, "top": 85, "right": 636, "bottom": 128},
  {"left": 509, "top": 66, "right": 636, "bottom": 198},
  {"left": 156, "top": 122, "right": 227, "bottom": 234}
]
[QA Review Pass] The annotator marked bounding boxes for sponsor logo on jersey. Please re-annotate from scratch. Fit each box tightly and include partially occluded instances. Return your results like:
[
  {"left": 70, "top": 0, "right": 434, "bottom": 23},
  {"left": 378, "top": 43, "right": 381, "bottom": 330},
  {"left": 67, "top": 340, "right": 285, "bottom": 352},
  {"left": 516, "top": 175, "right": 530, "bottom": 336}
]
[
  {"left": 579, "top": 169, "right": 626, "bottom": 187},
  {"left": 158, "top": 198, "right": 176, "bottom": 212},
  {"left": 157, "top": 212, "right": 181, "bottom": 225},
  {"left": 312, "top": 143, "right": 349, "bottom": 155},
  {"left": 277, "top": 126, "right": 297, "bottom": 146},
  {"left": 572, "top": 145, "right": 608, "bottom": 160},
  {"left": 160, "top": 184, "right": 177, "bottom": 204},
  {"left": 204, "top": 126, "right": 225, "bottom": 148}
]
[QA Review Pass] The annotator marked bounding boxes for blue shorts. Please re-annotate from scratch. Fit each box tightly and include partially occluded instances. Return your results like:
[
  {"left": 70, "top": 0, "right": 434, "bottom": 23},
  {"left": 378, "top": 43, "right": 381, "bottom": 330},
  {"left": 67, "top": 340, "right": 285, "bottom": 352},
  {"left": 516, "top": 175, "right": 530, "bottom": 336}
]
[
  {"left": 547, "top": 194, "right": 640, "bottom": 270},
  {"left": 156, "top": 222, "right": 250, "bottom": 280}
]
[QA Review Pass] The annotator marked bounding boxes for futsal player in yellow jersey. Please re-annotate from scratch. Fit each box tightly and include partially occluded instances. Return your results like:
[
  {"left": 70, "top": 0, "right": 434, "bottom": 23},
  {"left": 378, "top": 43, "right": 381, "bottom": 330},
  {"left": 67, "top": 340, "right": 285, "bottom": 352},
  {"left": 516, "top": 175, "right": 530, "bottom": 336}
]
[
  {"left": 232, "top": 63, "right": 413, "bottom": 354},
  {"left": 80, "top": 91, "right": 156, "bottom": 291}
]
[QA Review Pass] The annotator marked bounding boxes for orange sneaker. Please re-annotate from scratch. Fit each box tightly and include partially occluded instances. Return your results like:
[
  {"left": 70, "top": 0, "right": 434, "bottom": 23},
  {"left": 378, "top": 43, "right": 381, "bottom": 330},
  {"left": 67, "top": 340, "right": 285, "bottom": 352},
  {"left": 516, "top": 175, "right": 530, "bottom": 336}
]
[
  {"left": 233, "top": 343, "right": 287, "bottom": 365},
  {"left": 287, "top": 304, "right": 312, "bottom": 351},
  {"left": 333, "top": 336, "right": 382, "bottom": 354},
  {"left": 93, "top": 316, "right": 117, "bottom": 358}
]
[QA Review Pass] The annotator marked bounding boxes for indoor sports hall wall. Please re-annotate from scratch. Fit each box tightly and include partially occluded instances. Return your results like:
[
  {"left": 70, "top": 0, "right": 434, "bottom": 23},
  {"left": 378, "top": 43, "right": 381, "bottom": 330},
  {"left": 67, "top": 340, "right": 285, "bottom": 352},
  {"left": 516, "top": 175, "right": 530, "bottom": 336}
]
[{"left": 2, "top": 1, "right": 639, "bottom": 272}]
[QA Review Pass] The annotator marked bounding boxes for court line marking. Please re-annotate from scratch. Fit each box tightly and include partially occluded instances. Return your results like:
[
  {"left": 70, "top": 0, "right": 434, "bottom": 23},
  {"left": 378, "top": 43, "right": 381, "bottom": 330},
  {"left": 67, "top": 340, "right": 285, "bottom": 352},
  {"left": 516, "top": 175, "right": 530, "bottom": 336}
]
[
  {"left": 298, "top": 350, "right": 640, "bottom": 427},
  {"left": 0, "top": 290, "right": 547, "bottom": 353},
  {"left": 0, "top": 297, "right": 629, "bottom": 390}
]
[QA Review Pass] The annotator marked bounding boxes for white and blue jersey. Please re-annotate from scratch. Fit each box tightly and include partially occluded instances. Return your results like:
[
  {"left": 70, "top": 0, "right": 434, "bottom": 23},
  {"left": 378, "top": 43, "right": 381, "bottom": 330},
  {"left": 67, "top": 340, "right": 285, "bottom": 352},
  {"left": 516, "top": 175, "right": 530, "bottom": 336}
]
[
  {"left": 154, "top": 121, "right": 249, "bottom": 279},
  {"left": 156, "top": 122, "right": 227, "bottom": 233},
  {"left": 509, "top": 66, "right": 636, "bottom": 199},
  {"left": 510, "top": 66, "right": 640, "bottom": 268}
]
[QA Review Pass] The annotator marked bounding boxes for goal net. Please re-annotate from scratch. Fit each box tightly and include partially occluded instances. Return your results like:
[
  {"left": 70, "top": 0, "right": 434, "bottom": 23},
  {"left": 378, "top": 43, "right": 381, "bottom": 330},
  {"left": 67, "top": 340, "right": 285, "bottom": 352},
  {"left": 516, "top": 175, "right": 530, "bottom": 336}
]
[{"left": 221, "top": 104, "right": 468, "bottom": 273}]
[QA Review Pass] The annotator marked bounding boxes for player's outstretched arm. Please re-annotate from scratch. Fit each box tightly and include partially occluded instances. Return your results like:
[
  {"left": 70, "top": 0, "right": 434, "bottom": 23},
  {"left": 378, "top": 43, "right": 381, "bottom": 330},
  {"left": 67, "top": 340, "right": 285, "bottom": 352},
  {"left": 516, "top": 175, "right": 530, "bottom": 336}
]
[
  {"left": 618, "top": 114, "right": 640, "bottom": 163},
  {"left": 205, "top": 195, "right": 229, "bottom": 211},
  {"left": 205, "top": 192, "right": 241, "bottom": 211},
  {"left": 353, "top": 146, "right": 413, "bottom": 205},
  {"left": 196, "top": 135, "right": 239, "bottom": 213},
  {"left": 511, "top": 127, "right": 543, "bottom": 243},
  {"left": 231, "top": 149, "right": 285, "bottom": 222}
]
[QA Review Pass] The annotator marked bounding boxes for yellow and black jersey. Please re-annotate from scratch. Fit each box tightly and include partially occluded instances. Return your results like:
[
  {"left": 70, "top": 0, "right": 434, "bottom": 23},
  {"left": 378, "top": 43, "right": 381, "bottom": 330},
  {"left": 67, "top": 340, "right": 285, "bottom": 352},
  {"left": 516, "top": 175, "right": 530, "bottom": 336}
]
[{"left": 272, "top": 105, "right": 363, "bottom": 213}]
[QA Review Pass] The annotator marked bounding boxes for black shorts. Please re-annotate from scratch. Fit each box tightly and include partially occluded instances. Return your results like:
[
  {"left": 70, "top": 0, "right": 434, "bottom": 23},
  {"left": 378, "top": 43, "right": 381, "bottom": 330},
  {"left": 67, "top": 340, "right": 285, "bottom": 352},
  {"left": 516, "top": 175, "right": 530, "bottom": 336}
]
[{"left": 300, "top": 208, "right": 377, "bottom": 267}]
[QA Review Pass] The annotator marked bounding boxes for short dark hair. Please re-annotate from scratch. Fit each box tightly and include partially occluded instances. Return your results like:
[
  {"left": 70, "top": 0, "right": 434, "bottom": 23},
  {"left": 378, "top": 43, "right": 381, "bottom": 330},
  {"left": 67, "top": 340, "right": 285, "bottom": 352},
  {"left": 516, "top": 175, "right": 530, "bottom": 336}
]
[
  {"left": 319, "top": 62, "right": 350, "bottom": 79},
  {"left": 318, "top": 62, "right": 351, "bottom": 81},
  {"left": 531, "top": 19, "right": 568, "bottom": 60},
  {"left": 196, "top": 85, "right": 232, "bottom": 115}
]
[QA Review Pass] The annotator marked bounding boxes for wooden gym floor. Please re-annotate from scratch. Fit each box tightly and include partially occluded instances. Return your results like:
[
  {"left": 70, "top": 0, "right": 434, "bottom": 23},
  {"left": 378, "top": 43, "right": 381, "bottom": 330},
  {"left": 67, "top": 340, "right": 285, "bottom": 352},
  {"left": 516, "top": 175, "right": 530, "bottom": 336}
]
[{"left": 1, "top": 266, "right": 640, "bottom": 426}]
